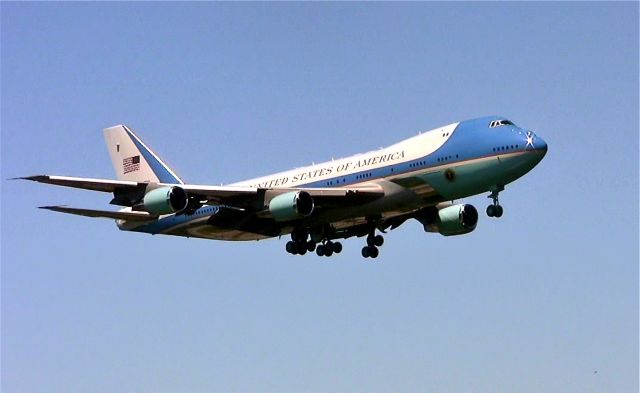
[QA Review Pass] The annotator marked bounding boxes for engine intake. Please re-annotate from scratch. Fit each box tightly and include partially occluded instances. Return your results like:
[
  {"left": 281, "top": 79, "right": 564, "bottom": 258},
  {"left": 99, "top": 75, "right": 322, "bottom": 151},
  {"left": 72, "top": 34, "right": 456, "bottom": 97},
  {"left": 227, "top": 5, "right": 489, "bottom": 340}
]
[
  {"left": 140, "top": 186, "right": 188, "bottom": 215},
  {"left": 269, "top": 191, "right": 314, "bottom": 222},
  {"left": 420, "top": 203, "right": 478, "bottom": 236}
]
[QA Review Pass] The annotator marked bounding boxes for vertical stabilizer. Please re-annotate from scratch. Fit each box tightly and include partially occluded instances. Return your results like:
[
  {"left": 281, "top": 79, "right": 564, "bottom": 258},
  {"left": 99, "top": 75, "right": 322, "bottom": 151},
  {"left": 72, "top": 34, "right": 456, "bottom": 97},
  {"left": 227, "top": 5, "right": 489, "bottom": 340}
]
[{"left": 103, "top": 125, "right": 183, "bottom": 184}]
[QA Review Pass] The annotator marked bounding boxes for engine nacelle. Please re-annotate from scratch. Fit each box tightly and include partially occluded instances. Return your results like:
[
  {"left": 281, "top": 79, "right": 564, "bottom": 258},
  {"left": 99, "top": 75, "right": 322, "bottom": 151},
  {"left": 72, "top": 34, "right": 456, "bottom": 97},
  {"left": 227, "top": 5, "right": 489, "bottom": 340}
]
[
  {"left": 268, "top": 191, "right": 314, "bottom": 222},
  {"left": 141, "top": 186, "right": 188, "bottom": 215},
  {"left": 423, "top": 204, "right": 478, "bottom": 236}
]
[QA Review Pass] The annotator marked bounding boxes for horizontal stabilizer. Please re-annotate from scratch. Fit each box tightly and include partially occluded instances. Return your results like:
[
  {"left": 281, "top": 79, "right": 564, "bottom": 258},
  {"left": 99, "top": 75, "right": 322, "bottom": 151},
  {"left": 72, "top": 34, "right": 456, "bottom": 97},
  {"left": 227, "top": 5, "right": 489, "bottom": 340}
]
[{"left": 39, "top": 206, "right": 158, "bottom": 221}]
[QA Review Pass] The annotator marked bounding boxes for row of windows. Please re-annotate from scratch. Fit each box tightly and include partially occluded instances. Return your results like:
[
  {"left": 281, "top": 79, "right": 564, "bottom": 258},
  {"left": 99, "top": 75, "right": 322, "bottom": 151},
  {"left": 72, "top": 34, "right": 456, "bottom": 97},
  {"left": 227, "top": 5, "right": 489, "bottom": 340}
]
[
  {"left": 324, "top": 171, "right": 377, "bottom": 185},
  {"left": 321, "top": 153, "right": 466, "bottom": 185},
  {"left": 325, "top": 178, "right": 348, "bottom": 186},
  {"left": 493, "top": 144, "right": 519, "bottom": 152},
  {"left": 437, "top": 154, "right": 459, "bottom": 163}
]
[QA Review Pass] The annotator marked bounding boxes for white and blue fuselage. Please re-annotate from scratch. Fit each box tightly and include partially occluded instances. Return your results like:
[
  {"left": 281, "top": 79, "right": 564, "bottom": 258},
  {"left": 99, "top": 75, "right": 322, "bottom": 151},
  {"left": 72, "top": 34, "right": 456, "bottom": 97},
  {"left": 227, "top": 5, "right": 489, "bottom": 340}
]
[{"left": 120, "top": 116, "right": 547, "bottom": 242}]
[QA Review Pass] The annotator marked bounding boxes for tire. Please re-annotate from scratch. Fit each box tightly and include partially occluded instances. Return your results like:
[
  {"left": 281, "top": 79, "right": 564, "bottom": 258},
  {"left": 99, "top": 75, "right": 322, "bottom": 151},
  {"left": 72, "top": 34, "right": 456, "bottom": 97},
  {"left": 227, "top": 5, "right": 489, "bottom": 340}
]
[
  {"left": 297, "top": 244, "right": 307, "bottom": 255},
  {"left": 286, "top": 241, "right": 296, "bottom": 254},
  {"left": 316, "top": 245, "right": 325, "bottom": 256},
  {"left": 374, "top": 235, "right": 384, "bottom": 247},
  {"left": 369, "top": 246, "right": 379, "bottom": 258},
  {"left": 325, "top": 241, "right": 334, "bottom": 253},
  {"left": 361, "top": 247, "right": 370, "bottom": 258},
  {"left": 486, "top": 205, "right": 496, "bottom": 217},
  {"left": 367, "top": 236, "right": 375, "bottom": 247},
  {"left": 495, "top": 205, "right": 504, "bottom": 217},
  {"left": 333, "top": 242, "right": 343, "bottom": 254},
  {"left": 307, "top": 241, "right": 316, "bottom": 252}
]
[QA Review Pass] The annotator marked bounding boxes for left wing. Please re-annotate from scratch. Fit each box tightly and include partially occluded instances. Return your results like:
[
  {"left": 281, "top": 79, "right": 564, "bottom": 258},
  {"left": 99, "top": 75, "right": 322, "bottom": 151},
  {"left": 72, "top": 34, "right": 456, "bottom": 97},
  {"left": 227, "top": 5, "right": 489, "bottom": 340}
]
[{"left": 39, "top": 205, "right": 158, "bottom": 221}]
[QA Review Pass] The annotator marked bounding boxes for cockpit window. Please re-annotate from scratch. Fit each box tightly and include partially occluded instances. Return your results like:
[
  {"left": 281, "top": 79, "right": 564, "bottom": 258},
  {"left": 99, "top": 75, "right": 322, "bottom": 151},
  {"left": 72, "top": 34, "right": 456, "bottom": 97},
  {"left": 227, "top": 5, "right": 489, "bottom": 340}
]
[{"left": 489, "top": 119, "right": 514, "bottom": 128}]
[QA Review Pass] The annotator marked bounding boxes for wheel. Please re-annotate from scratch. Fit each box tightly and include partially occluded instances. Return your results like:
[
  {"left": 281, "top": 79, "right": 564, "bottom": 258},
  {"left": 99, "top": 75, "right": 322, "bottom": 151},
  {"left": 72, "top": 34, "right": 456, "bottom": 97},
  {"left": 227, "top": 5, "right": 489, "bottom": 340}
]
[
  {"left": 298, "top": 246, "right": 307, "bottom": 255},
  {"left": 374, "top": 235, "right": 384, "bottom": 247},
  {"left": 361, "top": 246, "right": 369, "bottom": 258},
  {"left": 333, "top": 242, "right": 342, "bottom": 254},
  {"left": 486, "top": 205, "right": 496, "bottom": 217},
  {"left": 369, "top": 246, "right": 379, "bottom": 258},
  {"left": 286, "top": 241, "right": 297, "bottom": 254},
  {"left": 325, "top": 241, "right": 334, "bottom": 253},
  {"left": 324, "top": 247, "right": 333, "bottom": 257},
  {"left": 495, "top": 205, "right": 503, "bottom": 217},
  {"left": 307, "top": 241, "right": 316, "bottom": 252},
  {"left": 316, "top": 245, "right": 325, "bottom": 256},
  {"left": 366, "top": 235, "right": 375, "bottom": 247}
]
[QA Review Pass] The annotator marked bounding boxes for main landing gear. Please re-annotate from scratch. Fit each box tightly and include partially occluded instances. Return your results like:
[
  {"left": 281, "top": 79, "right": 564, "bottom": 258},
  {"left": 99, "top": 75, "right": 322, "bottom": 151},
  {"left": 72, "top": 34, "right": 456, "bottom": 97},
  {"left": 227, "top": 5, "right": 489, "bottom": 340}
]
[
  {"left": 285, "top": 229, "right": 316, "bottom": 256},
  {"left": 486, "top": 188, "right": 504, "bottom": 218},
  {"left": 286, "top": 227, "right": 385, "bottom": 259},
  {"left": 361, "top": 232, "right": 384, "bottom": 259},
  {"left": 316, "top": 240, "right": 342, "bottom": 257},
  {"left": 285, "top": 229, "right": 342, "bottom": 257}
]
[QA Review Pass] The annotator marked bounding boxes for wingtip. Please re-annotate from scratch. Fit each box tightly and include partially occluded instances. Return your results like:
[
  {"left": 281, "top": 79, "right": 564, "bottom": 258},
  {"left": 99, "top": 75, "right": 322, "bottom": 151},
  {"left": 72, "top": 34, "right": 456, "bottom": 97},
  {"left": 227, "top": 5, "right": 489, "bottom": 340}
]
[
  {"left": 11, "top": 175, "right": 48, "bottom": 182},
  {"left": 38, "top": 205, "right": 69, "bottom": 212}
]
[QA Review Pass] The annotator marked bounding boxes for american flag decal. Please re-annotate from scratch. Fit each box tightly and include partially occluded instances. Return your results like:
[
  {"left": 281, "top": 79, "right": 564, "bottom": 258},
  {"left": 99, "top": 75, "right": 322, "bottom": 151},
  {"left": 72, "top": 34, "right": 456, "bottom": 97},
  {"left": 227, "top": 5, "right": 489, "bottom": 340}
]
[{"left": 123, "top": 155, "right": 140, "bottom": 174}]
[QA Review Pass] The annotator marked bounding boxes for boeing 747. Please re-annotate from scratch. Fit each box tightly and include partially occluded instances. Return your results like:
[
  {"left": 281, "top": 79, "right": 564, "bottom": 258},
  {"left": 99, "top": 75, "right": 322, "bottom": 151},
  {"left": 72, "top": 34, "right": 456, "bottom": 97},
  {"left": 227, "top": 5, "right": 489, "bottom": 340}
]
[{"left": 20, "top": 116, "right": 547, "bottom": 258}]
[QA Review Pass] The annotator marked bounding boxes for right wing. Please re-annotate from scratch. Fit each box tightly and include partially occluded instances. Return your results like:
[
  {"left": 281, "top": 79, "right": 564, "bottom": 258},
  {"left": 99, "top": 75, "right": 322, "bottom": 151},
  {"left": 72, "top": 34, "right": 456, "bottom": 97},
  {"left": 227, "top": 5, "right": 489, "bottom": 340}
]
[
  {"left": 20, "top": 175, "right": 386, "bottom": 211},
  {"left": 18, "top": 175, "right": 141, "bottom": 193}
]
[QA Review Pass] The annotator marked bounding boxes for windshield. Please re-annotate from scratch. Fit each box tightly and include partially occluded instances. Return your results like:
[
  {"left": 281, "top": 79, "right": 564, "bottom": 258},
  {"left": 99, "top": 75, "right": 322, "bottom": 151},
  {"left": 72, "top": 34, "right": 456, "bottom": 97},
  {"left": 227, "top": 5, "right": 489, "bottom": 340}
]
[{"left": 490, "top": 119, "right": 515, "bottom": 128}]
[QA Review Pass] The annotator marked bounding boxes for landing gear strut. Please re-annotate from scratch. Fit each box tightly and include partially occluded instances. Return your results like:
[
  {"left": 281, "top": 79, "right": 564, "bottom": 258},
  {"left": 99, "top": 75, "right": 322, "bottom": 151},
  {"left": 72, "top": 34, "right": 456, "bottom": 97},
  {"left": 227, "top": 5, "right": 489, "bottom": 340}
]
[
  {"left": 486, "top": 187, "right": 504, "bottom": 218},
  {"left": 362, "top": 231, "right": 384, "bottom": 259}
]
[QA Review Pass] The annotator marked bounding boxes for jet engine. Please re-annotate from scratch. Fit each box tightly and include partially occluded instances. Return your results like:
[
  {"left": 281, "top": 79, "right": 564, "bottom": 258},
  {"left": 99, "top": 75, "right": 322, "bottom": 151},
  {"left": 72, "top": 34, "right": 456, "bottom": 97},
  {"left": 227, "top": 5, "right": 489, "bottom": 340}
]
[
  {"left": 420, "top": 204, "right": 478, "bottom": 236},
  {"left": 140, "top": 186, "right": 188, "bottom": 215},
  {"left": 268, "top": 191, "right": 314, "bottom": 222}
]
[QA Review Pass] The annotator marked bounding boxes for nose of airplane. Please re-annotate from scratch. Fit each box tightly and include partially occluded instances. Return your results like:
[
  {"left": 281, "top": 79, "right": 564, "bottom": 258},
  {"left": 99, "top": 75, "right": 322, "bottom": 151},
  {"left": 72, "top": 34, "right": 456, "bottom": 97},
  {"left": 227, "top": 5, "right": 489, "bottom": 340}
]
[
  {"left": 536, "top": 134, "right": 548, "bottom": 155},
  {"left": 525, "top": 131, "right": 548, "bottom": 156}
]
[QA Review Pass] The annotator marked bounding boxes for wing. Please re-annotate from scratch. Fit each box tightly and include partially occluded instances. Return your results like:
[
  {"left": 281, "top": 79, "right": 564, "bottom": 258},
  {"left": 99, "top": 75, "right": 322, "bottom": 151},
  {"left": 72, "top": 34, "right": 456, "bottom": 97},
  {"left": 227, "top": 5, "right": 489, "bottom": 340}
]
[
  {"left": 19, "top": 175, "right": 385, "bottom": 211},
  {"left": 39, "top": 206, "right": 157, "bottom": 221},
  {"left": 18, "top": 175, "right": 140, "bottom": 193}
]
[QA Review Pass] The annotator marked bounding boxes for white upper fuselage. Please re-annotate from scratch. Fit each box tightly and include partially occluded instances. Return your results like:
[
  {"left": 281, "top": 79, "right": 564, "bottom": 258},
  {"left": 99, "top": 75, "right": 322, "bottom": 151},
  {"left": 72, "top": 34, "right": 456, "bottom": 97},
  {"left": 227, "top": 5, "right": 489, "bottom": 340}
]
[{"left": 232, "top": 123, "right": 459, "bottom": 189}]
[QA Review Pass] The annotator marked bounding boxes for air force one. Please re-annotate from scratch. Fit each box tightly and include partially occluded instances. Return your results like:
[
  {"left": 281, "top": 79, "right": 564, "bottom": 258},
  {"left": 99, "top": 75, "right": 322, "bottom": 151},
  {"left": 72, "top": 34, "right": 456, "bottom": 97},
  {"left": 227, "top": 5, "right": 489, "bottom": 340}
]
[{"left": 21, "top": 116, "right": 547, "bottom": 258}]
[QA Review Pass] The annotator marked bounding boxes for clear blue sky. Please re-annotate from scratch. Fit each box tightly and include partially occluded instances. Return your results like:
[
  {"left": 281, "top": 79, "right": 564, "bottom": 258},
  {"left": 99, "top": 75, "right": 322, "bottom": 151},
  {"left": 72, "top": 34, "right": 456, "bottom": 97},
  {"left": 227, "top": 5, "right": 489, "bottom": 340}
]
[{"left": 2, "top": 3, "right": 637, "bottom": 393}]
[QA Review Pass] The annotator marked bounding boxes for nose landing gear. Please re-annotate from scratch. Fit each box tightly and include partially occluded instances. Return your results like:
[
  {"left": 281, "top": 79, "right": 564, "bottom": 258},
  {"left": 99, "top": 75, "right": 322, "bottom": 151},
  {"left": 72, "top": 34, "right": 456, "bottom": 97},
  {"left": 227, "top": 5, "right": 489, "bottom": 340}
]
[{"left": 486, "top": 187, "right": 504, "bottom": 218}]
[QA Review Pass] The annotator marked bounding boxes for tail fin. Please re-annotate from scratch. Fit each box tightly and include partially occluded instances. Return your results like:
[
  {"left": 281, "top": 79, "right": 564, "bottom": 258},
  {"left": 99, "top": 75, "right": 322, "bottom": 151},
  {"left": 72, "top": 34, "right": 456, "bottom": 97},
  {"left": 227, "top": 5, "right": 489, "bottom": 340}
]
[{"left": 103, "top": 125, "right": 183, "bottom": 184}]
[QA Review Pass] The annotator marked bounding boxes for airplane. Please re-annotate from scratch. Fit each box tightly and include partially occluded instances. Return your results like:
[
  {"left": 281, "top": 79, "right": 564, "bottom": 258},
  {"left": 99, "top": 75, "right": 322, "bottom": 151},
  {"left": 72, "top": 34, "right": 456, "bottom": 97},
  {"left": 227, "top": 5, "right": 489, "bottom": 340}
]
[{"left": 19, "top": 116, "right": 547, "bottom": 259}]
